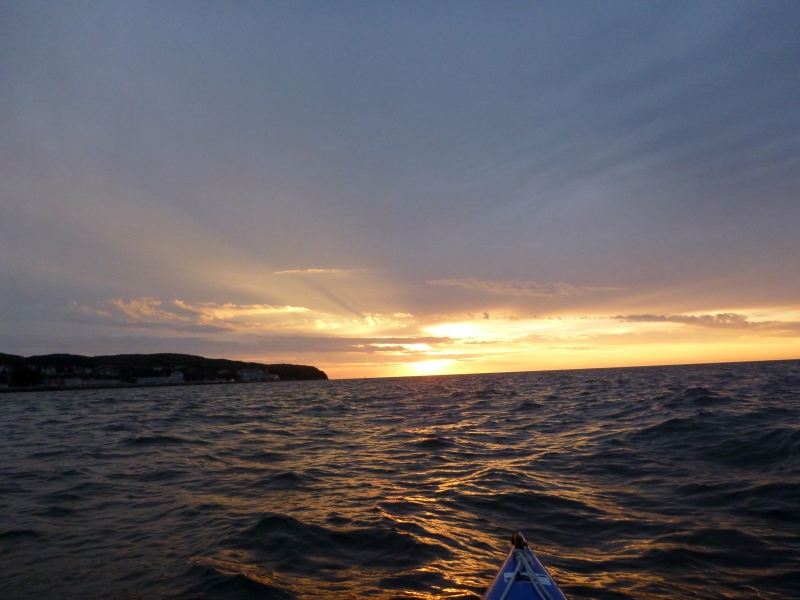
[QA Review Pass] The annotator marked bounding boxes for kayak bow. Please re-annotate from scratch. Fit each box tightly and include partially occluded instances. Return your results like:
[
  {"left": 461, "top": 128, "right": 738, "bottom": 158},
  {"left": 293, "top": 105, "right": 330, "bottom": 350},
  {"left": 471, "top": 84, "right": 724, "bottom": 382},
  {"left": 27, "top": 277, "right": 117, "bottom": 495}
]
[{"left": 482, "top": 533, "right": 568, "bottom": 600}]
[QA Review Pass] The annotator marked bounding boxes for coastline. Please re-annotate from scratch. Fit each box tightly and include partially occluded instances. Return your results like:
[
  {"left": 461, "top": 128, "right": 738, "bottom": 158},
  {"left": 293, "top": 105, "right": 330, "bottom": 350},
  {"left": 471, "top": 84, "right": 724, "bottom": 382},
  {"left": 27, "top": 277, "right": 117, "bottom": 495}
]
[{"left": 0, "top": 352, "right": 328, "bottom": 392}]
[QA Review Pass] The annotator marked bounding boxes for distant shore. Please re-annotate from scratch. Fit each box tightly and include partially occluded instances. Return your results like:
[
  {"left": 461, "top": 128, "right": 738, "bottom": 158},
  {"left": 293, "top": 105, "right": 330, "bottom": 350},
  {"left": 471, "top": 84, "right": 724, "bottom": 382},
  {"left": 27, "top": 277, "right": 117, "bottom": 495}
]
[{"left": 0, "top": 352, "right": 328, "bottom": 392}]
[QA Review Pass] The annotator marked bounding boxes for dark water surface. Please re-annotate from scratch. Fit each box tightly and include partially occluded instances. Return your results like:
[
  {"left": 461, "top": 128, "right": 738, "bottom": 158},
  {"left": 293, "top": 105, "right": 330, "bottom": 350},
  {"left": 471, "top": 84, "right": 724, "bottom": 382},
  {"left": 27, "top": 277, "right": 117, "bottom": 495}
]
[{"left": 2, "top": 361, "right": 799, "bottom": 599}]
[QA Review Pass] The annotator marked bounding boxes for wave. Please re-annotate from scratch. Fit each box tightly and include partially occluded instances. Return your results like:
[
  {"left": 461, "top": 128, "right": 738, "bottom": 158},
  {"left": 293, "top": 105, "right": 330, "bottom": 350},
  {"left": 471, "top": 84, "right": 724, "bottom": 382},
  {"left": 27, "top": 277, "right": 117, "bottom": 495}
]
[
  {"left": 232, "top": 513, "right": 452, "bottom": 571},
  {"left": 410, "top": 436, "right": 453, "bottom": 450},
  {"left": 247, "top": 471, "right": 319, "bottom": 490},
  {"left": 123, "top": 434, "right": 208, "bottom": 446},
  {"left": 182, "top": 563, "right": 297, "bottom": 600},
  {"left": 0, "top": 529, "right": 42, "bottom": 540}
]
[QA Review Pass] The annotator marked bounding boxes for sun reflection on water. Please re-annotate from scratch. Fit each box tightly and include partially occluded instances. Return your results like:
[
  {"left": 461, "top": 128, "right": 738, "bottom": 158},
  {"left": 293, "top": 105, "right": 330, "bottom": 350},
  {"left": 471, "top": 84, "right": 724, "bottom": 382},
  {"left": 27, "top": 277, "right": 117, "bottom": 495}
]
[{"left": 3, "top": 362, "right": 797, "bottom": 598}]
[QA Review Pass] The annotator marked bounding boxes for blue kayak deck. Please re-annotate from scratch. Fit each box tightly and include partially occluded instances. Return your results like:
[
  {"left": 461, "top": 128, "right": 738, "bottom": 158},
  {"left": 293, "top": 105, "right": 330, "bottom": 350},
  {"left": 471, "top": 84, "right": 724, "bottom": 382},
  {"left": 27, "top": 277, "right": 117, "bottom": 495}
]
[{"left": 482, "top": 545, "right": 568, "bottom": 600}]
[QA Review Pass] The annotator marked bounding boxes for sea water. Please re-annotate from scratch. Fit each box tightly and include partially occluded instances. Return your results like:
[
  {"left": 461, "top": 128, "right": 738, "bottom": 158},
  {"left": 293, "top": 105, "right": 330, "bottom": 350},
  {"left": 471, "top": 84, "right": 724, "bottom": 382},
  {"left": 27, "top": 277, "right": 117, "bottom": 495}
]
[{"left": 1, "top": 360, "right": 799, "bottom": 599}]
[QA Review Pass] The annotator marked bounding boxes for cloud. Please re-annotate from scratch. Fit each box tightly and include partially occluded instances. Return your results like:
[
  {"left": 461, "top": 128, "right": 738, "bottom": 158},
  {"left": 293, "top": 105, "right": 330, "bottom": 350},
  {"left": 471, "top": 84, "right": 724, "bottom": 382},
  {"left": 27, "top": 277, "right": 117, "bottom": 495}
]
[
  {"left": 67, "top": 297, "right": 421, "bottom": 340},
  {"left": 188, "top": 334, "right": 451, "bottom": 355},
  {"left": 67, "top": 299, "right": 234, "bottom": 334},
  {"left": 71, "top": 298, "right": 313, "bottom": 332},
  {"left": 427, "top": 278, "right": 622, "bottom": 297},
  {"left": 363, "top": 313, "right": 409, "bottom": 328},
  {"left": 108, "top": 298, "right": 190, "bottom": 324},
  {"left": 68, "top": 301, "right": 112, "bottom": 318},
  {"left": 172, "top": 300, "right": 309, "bottom": 323},
  {"left": 274, "top": 268, "right": 365, "bottom": 275},
  {"left": 616, "top": 313, "right": 749, "bottom": 328},
  {"left": 615, "top": 313, "right": 800, "bottom": 336}
]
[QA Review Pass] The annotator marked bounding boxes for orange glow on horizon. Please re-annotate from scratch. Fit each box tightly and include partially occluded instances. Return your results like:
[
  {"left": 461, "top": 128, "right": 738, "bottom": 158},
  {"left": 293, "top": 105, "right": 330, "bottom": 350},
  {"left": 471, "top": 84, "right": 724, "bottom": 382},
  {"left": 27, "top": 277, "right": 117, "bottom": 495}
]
[
  {"left": 406, "top": 359, "right": 458, "bottom": 376},
  {"left": 308, "top": 335, "right": 800, "bottom": 379},
  {"left": 74, "top": 293, "right": 800, "bottom": 380}
]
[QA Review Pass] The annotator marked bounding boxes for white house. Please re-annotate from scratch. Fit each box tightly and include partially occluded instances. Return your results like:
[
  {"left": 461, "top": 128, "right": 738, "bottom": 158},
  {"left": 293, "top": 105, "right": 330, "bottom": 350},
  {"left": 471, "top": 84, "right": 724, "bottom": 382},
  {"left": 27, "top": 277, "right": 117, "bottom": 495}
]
[{"left": 136, "top": 372, "right": 184, "bottom": 385}]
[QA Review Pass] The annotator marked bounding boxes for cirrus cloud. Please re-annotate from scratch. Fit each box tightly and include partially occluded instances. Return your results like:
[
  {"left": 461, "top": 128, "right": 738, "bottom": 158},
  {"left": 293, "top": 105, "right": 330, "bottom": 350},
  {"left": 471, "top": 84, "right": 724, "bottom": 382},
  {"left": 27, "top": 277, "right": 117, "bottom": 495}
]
[
  {"left": 274, "top": 268, "right": 366, "bottom": 275},
  {"left": 426, "top": 278, "right": 623, "bottom": 297},
  {"left": 615, "top": 313, "right": 800, "bottom": 336}
]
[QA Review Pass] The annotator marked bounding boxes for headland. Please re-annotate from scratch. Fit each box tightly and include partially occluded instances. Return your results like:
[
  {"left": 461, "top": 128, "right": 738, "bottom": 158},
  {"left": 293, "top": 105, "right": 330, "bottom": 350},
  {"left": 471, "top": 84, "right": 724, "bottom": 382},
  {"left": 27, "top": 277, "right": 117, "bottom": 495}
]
[{"left": 0, "top": 352, "right": 327, "bottom": 392}]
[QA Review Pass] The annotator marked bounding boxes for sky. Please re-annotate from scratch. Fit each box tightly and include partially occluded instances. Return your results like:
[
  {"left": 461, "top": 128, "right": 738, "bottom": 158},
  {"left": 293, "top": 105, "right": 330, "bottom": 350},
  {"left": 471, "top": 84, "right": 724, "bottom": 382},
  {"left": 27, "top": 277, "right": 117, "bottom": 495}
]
[{"left": 1, "top": 1, "right": 799, "bottom": 379}]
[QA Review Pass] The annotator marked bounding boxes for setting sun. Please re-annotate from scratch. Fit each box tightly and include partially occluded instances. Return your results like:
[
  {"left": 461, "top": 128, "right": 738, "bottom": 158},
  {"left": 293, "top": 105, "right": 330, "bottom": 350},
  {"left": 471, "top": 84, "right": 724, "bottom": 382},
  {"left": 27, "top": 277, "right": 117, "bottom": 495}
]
[{"left": 407, "top": 359, "right": 457, "bottom": 376}]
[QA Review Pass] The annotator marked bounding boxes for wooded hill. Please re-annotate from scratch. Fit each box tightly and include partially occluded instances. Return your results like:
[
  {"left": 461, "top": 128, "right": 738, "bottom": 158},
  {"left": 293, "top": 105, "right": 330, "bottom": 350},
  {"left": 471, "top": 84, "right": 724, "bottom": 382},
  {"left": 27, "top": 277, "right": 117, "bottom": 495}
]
[{"left": 0, "top": 352, "right": 327, "bottom": 387}]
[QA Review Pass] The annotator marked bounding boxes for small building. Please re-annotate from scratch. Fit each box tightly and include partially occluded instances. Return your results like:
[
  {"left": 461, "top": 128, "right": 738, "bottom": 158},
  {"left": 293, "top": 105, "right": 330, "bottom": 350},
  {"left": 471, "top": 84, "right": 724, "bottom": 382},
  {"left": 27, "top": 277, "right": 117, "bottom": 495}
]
[
  {"left": 83, "top": 379, "right": 122, "bottom": 387},
  {"left": 97, "top": 365, "right": 120, "bottom": 378},
  {"left": 136, "top": 372, "right": 184, "bottom": 385},
  {"left": 238, "top": 369, "right": 277, "bottom": 382}
]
